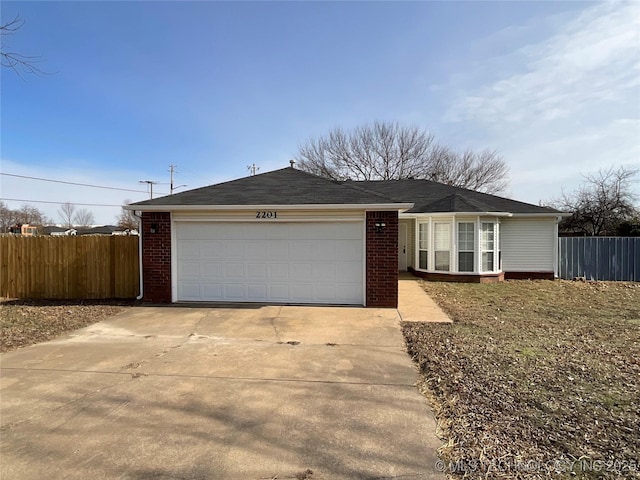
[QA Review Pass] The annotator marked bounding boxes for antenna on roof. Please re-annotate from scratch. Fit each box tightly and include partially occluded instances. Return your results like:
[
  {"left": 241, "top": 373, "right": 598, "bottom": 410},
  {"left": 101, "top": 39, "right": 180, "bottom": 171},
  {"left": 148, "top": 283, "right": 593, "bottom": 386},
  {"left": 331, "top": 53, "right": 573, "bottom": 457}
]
[
  {"left": 289, "top": 159, "right": 296, "bottom": 169},
  {"left": 247, "top": 163, "right": 260, "bottom": 176}
]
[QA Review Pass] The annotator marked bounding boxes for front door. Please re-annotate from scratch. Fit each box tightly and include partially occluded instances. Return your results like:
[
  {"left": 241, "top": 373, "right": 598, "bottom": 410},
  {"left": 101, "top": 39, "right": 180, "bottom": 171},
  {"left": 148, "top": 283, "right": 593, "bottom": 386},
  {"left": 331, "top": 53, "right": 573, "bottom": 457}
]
[{"left": 398, "top": 223, "right": 408, "bottom": 271}]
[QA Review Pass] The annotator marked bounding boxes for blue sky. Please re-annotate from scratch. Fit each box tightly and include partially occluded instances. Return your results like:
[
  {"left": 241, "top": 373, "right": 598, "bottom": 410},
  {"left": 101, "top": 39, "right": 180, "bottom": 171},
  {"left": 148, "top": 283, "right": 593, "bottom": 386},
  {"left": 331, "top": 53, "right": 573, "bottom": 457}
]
[{"left": 1, "top": 1, "right": 639, "bottom": 225}]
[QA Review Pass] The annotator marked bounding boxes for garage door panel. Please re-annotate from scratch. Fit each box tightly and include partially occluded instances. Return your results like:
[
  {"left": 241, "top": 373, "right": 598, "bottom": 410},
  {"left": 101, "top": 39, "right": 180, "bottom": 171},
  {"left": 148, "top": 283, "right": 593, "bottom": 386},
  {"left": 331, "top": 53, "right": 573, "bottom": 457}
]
[
  {"left": 247, "top": 284, "right": 267, "bottom": 300},
  {"left": 176, "top": 221, "right": 363, "bottom": 304},
  {"left": 202, "top": 262, "right": 223, "bottom": 279},
  {"left": 224, "top": 243, "right": 244, "bottom": 260},
  {"left": 199, "top": 241, "right": 220, "bottom": 259},
  {"left": 202, "top": 283, "right": 223, "bottom": 299},
  {"left": 246, "top": 263, "right": 267, "bottom": 280},
  {"left": 268, "top": 263, "right": 289, "bottom": 280},
  {"left": 224, "top": 263, "right": 244, "bottom": 279},
  {"left": 269, "top": 284, "right": 290, "bottom": 301},
  {"left": 224, "top": 284, "right": 245, "bottom": 299},
  {"left": 244, "top": 241, "right": 267, "bottom": 260},
  {"left": 178, "top": 240, "right": 200, "bottom": 259},
  {"left": 179, "top": 282, "right": 202, "bottom": 300},
  {"left": 290, "top": 263, "right": 312, "bottom": 281},
  {"left": 313, "top": 263, "right": 336, "bottom": 281},
  {"left": 266, "top": 242, "right": 289, "bottom": 260},
  {"left": 179, "top": 261, "right": 201, "bottom": 279}
]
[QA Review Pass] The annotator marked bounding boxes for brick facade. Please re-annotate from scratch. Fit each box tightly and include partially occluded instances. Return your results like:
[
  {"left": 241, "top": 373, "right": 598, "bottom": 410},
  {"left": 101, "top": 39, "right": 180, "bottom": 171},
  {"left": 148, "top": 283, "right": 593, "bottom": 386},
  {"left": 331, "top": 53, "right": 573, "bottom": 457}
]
[
  {"left": 408, "top": 267, "right": 505, "bottom": 283},
  {"left": 365, "top": 211, "right": 399, "bottom": 308},
  {"left": 141, "top": 212, "right": 172, "bottom": 303}
]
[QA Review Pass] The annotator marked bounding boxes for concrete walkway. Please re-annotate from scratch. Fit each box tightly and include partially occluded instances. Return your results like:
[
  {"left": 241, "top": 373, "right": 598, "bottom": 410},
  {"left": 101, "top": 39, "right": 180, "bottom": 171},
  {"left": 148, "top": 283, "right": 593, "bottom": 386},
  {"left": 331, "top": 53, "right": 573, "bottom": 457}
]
[
  {"left": 1, "top": 305, "right": 445, "bottom": 480},
  {"left": 398, "top": 275, "right": 452, "bottom": 323}
]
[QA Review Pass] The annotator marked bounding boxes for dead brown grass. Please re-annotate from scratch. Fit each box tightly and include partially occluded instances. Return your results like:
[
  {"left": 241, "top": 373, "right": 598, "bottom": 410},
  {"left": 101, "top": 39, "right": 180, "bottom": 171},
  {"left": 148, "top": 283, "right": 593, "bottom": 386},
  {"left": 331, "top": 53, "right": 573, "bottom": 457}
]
[
  {"left": 0, "top": 299, "right": 132, "bottom": 352},
  {"left": 403, "top": 280, "right": 640, "bottom": 480}
]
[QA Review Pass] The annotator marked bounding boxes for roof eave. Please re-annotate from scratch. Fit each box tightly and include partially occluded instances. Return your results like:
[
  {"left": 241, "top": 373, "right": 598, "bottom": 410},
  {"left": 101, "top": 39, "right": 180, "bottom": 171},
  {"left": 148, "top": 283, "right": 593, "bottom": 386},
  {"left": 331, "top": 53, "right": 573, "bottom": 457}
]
[
  {"left": 125, "top": 203, "right": 415, "bottom": 212},
  {"left": 400, "top": 211, "right": 514, "bottom": 217}
]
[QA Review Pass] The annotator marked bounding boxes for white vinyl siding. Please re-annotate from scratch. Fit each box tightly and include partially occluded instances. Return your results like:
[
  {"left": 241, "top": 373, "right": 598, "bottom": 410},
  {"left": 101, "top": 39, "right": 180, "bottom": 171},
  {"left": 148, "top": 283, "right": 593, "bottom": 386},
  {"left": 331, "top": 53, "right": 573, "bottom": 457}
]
[{"left": 500, "top": 217, "right": 556, "bottom": 272}]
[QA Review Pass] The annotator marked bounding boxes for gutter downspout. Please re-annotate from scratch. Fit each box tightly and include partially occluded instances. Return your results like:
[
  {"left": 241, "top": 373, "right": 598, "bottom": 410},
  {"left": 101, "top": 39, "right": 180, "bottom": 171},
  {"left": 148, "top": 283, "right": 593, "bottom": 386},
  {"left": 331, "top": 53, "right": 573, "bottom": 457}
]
[{"left": 133, "top": 210, "right": 144, "bottom": 300}]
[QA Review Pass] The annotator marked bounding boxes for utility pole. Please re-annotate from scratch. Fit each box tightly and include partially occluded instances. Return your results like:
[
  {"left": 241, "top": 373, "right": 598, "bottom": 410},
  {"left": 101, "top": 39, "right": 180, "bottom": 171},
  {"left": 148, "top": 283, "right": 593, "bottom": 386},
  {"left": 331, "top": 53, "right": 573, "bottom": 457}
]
[
  {"left": 139, "top": 180, "right": 158, "bottom": 199},
  {"left": 168, "top": 164, "right": 187, "bottom": 195},
  {"left": 247, "top": 163, "right": 260, "bottom": 176}
]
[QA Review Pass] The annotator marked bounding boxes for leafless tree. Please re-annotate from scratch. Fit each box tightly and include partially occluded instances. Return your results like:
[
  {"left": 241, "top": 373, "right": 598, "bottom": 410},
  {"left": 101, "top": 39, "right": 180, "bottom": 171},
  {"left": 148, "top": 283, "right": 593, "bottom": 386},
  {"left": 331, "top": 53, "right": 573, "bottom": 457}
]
[
  {"left": 295, "top": 121, "right": 509, "bottom": 193},
  {"left": 1, "top": 14, "right": 48, "bottom": 78},
  {"left": 116, "top": 200, "right": 138, "bottom": 230},
  {"left": 550, "top": 166, "right": 639, "bottom": 236},
  {"left": 58, "top": 202, "right": 76, "bottom": 228},
  {"left": 73, "top": 209, "right": 95, "bottom": 227},
  {"left": 0, "top": 202, "right": 51, "bottom": 232}
]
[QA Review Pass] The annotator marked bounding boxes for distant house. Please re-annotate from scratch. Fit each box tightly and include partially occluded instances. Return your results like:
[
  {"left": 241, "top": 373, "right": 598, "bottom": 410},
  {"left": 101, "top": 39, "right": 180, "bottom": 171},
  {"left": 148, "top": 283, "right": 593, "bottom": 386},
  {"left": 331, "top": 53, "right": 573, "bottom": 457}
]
[{"left": 127, "top": 167, "right": 567, "bottom": 307}]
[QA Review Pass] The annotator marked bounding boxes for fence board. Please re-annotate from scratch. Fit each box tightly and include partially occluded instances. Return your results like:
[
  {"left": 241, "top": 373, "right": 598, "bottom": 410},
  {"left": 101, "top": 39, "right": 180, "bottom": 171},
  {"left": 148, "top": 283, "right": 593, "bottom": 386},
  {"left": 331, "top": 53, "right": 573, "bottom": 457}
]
[
  {"left": 559, "top": 237, "right": 640, "bottom": 281},
  {"left": 0, "top": 235, "right": 139, "bottom": 299}
]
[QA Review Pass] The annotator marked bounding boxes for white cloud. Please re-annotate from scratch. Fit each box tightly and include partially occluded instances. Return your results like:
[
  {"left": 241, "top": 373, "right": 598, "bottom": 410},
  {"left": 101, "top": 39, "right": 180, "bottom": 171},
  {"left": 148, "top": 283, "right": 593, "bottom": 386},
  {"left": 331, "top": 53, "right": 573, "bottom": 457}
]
[
  {"left": 438, "top": 1, "right": 640, "bottom": 205},
  {"left": 445, "top": 1, "right": 640, "bottom": 127}
]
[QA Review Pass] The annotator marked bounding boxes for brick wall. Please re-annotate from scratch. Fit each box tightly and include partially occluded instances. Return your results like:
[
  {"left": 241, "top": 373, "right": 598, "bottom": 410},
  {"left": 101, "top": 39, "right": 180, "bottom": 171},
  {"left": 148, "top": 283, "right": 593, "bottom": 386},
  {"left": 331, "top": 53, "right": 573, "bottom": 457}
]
[
  {"left": 141, "top": 212, "right": 172, "bottom": 303},
  {"left": 366, "top": 211, "right": 399, "bottom": 308}
]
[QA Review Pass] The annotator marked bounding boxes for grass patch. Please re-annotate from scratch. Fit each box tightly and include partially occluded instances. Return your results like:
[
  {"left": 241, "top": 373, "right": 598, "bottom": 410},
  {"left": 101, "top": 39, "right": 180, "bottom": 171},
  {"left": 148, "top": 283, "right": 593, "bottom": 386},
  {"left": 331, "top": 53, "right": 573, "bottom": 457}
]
[
  {"left": 0, "top": 299, "right": 132, "bottom": 352},
  {"left": 403, "top": 280, "right": 640, "bottom": 479}
]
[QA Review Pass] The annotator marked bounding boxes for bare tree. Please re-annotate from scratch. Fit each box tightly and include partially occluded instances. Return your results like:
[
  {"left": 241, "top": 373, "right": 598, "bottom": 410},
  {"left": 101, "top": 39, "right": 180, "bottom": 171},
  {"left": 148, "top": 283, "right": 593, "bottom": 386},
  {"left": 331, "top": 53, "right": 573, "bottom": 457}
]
[
  {"left": 1, "top": 14, "right": 47, "bottom": 77},
  {"left": 73, "top": 209, "right": 94, "bottom": 227},
  {"left": 551, "top": 166, "right": 639, "bottom": 236},
  {"left": 0, "top": 201, "right": 18, "bottom": 232},
  {"left": 58, "top": 202, "right": 76, "bottom": 228},
  {"left": 295, "top": 121, "right": 509, "bottom": 193},
  {"left": 14, "top": 204, "right": 51, "bottom": 226},
  {"left": 0, "top": 202, "right": 51, "bottom": 232},
  {"left": 116, "top": 200, "right": 139, "bottom": 230}
]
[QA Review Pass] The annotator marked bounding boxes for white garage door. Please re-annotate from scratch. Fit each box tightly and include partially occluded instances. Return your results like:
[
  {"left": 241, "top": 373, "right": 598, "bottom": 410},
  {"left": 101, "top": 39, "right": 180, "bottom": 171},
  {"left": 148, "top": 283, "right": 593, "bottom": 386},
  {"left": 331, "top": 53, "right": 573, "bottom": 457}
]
[{"left": 175, "top": 222, "right": 364, "bottom": 304}]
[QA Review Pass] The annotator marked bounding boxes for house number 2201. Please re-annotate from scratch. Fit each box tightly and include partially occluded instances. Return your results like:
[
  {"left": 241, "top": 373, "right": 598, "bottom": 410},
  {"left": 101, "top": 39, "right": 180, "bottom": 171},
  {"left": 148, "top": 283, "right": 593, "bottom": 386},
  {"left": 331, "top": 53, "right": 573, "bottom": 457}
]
[{"left": 256, "top": 211, "right": 277, "bottom": 219}]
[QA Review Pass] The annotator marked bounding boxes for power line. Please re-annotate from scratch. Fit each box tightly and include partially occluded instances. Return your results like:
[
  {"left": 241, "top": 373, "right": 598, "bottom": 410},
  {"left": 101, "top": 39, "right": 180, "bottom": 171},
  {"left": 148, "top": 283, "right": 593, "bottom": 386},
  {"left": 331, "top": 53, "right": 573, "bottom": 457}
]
[
  {"left": 0, "top": 172, "right": 150, "bottom": 193},
  {"left": 0, "top": 198, "right": 124, "bottom": 207}
]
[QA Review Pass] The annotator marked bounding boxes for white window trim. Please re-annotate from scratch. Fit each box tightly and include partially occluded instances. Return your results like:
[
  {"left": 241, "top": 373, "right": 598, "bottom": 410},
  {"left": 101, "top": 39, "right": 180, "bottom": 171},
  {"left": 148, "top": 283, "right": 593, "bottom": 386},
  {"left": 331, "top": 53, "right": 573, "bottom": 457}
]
[{"left": 457, "top": 221, "right": 475, "bottom": 273}]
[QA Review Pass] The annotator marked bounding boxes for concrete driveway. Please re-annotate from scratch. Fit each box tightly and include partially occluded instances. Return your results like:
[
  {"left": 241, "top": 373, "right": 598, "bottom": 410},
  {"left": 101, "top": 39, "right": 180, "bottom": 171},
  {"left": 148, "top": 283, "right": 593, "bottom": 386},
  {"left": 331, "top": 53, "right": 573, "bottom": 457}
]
[{"left": 1, "top": 305, "right": 444, "bottom": 480}]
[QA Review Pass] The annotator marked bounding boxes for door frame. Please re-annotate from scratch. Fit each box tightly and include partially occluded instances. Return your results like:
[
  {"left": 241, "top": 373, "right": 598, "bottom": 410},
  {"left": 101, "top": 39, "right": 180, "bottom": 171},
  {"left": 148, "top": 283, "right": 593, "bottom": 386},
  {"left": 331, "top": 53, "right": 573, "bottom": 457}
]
[{"left": 398, "top": 223, "right": 408, "bottom": 271}]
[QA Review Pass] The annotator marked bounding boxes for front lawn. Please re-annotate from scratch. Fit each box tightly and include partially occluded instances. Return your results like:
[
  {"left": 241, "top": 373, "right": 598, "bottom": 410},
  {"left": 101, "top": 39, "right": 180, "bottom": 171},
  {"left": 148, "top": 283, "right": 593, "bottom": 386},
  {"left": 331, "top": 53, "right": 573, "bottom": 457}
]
[
  {"left": 0, "top": 300, "right": 132, "bottom": 352},
  {"left": 403, "top": 280, "right": 640, "bottom": 479}
]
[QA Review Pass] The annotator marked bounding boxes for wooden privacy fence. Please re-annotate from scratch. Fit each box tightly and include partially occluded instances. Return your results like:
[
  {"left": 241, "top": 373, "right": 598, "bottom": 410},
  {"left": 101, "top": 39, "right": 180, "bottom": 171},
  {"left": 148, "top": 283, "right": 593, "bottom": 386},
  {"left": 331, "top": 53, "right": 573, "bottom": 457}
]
[
  {"left": 0, "top": 235, "right": 140, "bottom": 299},
  {"left": 558, "top": 236, "right": 640, "bottom": 282}
]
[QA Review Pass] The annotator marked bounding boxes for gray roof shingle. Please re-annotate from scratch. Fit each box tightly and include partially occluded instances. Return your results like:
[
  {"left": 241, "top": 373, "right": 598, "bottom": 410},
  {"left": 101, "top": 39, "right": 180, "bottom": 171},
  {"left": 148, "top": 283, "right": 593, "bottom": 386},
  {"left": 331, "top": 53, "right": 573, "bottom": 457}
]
[
  {"left": 131, "top": 167, "right": 399, "bottom": 207},
  {"left": 131, "top": 167, "right": 560, "bottom": 215}
]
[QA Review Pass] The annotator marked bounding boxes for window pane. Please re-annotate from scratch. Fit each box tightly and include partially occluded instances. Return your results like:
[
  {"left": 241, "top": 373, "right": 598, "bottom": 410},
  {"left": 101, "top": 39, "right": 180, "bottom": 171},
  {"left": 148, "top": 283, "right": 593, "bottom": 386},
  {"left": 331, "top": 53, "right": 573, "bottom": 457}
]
[
  {"left": 435, "top": 251, "right": 450, "bottom": 271},
  {"left": 458, "top": 252, "right": 474, "bottom": 272},
  {"left": 419, "top": 251, "right": 428, "bottom": 269},
  {"left": 481, "top": 223, "right": 494, "bottom": 250},
  {"left": 419, "top": 223, "right": 428, "bottom": 250},
  {"left": 482, "top": 252, "right": 494, "bottom": 271},
  {"left": 458, "top": 223, "right": 474, "bottom": 251},
  {"left": 434, "top": 223, "right": 450, "bottom": 250}
]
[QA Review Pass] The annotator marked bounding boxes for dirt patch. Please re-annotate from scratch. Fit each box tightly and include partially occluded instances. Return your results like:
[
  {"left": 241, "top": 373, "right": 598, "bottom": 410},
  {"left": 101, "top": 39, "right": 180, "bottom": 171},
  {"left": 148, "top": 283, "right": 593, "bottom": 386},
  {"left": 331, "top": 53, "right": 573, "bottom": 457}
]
[
  {"left": 1, "top": 299, "right": 134, "bottom": 352},
  {"left": 403, "top": 280, "right": 640, "bottom": 479}
]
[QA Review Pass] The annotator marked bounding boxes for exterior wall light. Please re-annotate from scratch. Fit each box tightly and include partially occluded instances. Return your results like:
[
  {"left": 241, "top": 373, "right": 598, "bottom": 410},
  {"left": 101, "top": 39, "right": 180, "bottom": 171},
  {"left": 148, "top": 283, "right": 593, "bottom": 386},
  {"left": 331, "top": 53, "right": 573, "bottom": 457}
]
[
  {"left": 150, "top": 223, "right": 158, "bottom": 234},
  {"left": 374, "top": 222, "right": 386, "bottom": 233}
]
